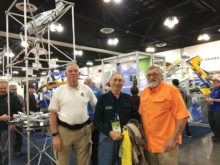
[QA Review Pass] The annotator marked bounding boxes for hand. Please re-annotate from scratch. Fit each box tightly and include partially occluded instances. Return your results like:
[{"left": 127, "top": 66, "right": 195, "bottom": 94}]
[
  {"left": 10, "top": 124, "right": 15, "bottom": 131},
  {"left": 163, "top": 137, "right": 177, "bottom": 152},
  {"left": 53, "top": 135, "right": 62, "bottom": 151},
  {"left": 109, "top": 131, "right": 123, "bottom": 141},
  {"left": 205, "top": 97, "right": 213, "bottom": 103},
  {"left": 0, "top": 114, "right": 10, "bottom": 121}
]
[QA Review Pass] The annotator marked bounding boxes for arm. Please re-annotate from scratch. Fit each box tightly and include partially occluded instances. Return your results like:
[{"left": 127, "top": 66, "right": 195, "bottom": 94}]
[
  {"left": 210, "top": 98, "right": 220, "bottom": 103},
  {"left": 50, "top": 111, "right": 62, "bottom": 151},
  {"left": 163, "top": 118, "right": 187, "bottom": 152},
  {"left": 0, "top": 114, "right": 10, "bottom": 121}
]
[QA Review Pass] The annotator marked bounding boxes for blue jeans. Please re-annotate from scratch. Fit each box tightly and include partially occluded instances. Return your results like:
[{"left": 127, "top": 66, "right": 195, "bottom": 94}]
[
  {"left": 0, "top": 130, "right": 14, "bottom": 165},
  {"left": 98, "top": 132, "right": 121, "bottom": 165}
]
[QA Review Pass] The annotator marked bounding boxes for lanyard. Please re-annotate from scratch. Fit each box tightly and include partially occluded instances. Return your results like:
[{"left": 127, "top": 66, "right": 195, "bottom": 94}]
[{"left": 109, "top": 92, "right": 120, "bottom": 121}]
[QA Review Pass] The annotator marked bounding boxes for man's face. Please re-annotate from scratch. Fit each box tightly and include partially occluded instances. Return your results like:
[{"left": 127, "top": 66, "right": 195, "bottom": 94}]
[
  {"left": 65, "top": 65, "right": 80, "bottom": 83},
  {"left": 29, "top": 88, "right": 35, "bottom": 93},
  {"left": 110, "top": 74, "right": 124, "bottom": 92},
  {"left": 10, "top": 86, "right": 17, "bottom": 94},
  {"left": 146, "top": 68, "right": 163, "bottom": 88},
  {"left": 213, "top": 81, "right": 220, "bottom": 89},
  {"left": 0, "top": 82, "right": 8, "bottom": 95}
]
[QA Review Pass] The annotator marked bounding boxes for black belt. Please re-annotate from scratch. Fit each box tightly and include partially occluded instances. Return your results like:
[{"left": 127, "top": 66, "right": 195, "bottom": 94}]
[{"left": 57, "top": 118, "right": 91, "bottom": 130}]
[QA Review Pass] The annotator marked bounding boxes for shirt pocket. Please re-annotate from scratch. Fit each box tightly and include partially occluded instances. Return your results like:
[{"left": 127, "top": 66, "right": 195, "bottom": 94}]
[{"left": 152, "top": 98, "right": 170, "bottom": 116}]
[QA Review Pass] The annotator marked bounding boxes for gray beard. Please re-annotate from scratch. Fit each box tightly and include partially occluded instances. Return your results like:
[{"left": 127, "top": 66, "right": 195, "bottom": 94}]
[{"left": 148, "top": 79, "right": 159, "bottom": 88}]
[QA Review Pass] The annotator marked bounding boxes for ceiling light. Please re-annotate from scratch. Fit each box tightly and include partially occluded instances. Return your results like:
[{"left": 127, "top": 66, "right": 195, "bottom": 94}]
[
  {"left": 12, "top": 71, "right": 19, "bottom": 74},
  {"left": 50, "top": 23, "right": 63, "bottom": 32},
  {"left": 0, "top": 61, "right": 2, "bottom": 64},
  {"left": 57, "top": 24, "right": 64, "bottom": 32},
  {"left": 114, "top": 0, "right": 122, "bottom": 3},
  {"left": 156, "top": 42, "right": 167, "bottom": 47},
  {"left": 107, "top": 38, "right": 119, "bottom": 46},
  {"left": 52, "top": 58, "right": 59, "bottom": 61},
  {"left": 4, "top": 51, "right": 14, "bottom": 57},
  {"left": 50, "top": 23, "right": 57, "bottom": 32},
  {"left": 100, "top": 28, "right": 115, "bottom": 34},
  {"left": 75, "top": 50, "right": 83, "bottom": 56},
  {"left": 164, "top": 16, "right": 179, "bottom": 29},
  {"left": 15, "top": 2, "right": 37, "bottom": 12},
  {"left": 21, "top": 41, "right": 29, "bottom": 48},
  {"left": 145, "top": 47, "right": 155, "bottom": 53},
  {"left": 41, "top": 72, "right": 47, "bottom": 75},
  {"left": 86, "top": 61, "right": 93, "bottom": 66},
  {"left": 22, "top": 68, "right": 26, "bottom": 71},
  {"left": 198, "top": 34, "right": 210, "bottom": 41},
  {"left": 218, "top": 28, "right": 220, "bottom": 32},
  {"left": 103, "top": 0, "right": 111, "bottom": 3}
]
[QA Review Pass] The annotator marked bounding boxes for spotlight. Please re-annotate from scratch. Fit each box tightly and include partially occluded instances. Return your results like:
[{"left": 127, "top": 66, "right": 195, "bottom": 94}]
[
  {"left": 86, "top": 61, "right": 93, "bottom": 66},
  {"left": 145, "top": 47, "right": 155, "bottom": 53},
  {"left": 75, "top": 50, "right": 83, "bottom": 56},
  {"left": 103, "top": 0, "right": 111, "bottom": 3},
  {"left": 164, "top": 16, "right": 179, "bottom": 29},
  {"left": 21, "top": 41, "right": 29, "bottom": 48},
  {"left": 107, "top": 38, "right": 119, "bottom": 46},
  {"left": 198, "top": 34, "right": 210, "bottom": 41},
  {"left": 50, "top": 23, "right": 63, "bottom": 32}
]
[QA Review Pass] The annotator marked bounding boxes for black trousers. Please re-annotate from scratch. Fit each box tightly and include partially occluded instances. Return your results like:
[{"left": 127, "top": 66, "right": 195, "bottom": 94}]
[
  {"left": 185, "top": 122, "right": 191, "bottom": 136},
  {"left": 91, "top": 128, "right": 99, "bottom": 165},
  {"left": 13, "top": 127, "right": 23, "bottom": 153},
  {"left": 208, "top": 110, "right": 220, "bottom": 137}
]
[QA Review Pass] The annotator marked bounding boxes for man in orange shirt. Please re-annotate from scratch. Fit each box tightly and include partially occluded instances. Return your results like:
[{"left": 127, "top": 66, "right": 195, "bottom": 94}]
[{"left": 139, "top": 66, "right": 189, "bottom": 165}]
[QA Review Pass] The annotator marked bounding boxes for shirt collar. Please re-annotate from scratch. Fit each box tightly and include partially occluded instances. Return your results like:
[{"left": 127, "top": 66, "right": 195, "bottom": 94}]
[
  {"left": 147, "top": 81, "right": 164, "bottom": 94},
  {"left": 67, "top": 82, "right": 80, "bottom": 90}
]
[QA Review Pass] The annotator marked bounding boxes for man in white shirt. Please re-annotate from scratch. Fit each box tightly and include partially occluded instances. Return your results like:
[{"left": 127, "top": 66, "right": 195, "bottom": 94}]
[{"left": 49, "top": 63, "right": 97, "bottom": 165}]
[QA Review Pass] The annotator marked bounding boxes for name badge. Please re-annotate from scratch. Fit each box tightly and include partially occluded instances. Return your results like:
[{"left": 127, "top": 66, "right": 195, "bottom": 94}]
[
  {"left": 111, "top": 120, "right": 121, "bottom": 133},
  {"left": 105, "top": 106, "right": 113, "bottom": 110}
]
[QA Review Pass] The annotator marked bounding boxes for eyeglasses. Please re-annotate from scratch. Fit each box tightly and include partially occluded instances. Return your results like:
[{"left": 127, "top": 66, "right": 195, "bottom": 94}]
[
  {"left": 111, "top": 78, "right": 124, "bottom": 83},
  {"left": 146, "top": 73, "right": 160, "bottom": 78},
  {"left": 0, "top": 88, "right": 7, "bottom": 90}
]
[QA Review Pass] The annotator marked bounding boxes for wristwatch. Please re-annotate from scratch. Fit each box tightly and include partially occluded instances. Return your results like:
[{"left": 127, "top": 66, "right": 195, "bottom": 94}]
[{"left": 52, "top": 132, "right": 59, "bottom": 137}]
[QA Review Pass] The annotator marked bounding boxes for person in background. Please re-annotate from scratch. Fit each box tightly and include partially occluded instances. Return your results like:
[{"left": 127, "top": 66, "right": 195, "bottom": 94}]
[
  {"left": 205, "top": 78, "right": 220, "bottom": 142},
  {"left": 25, "top": 85, "right": 38, "bottom": 113},
  {"left": 49, "top": 63, "right": 97, "bottom": 165},
  {"left": 9, "top": 84, "right": 25, "bottom": 157},
  {"left": 84, "top": 77, "right": 102, "bottom": 165},
  {"left": 38, "top": 87, "right": 51, "bottom": 136},
  {"left": 130, "top": 85, "right": 140, "bottom": 110},
  {"left": 139, "top": 66, "right": 189, "bottom": 165},
  {"left": 0, "top": 80, "right": 22, "bottom": 165},
  {"left": 93, "top": 72, "right": 140, "bottom": 165},
  {"left": 172, "top": 79, "right": 192, "bottom": 137}
]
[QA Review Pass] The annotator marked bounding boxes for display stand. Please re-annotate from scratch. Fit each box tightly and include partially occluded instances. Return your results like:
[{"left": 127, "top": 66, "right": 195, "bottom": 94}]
[
  {"left": 101, "top": 51, "right": 166, "bottom": 93},
  {"left": 5, "top": 0, "right": 75, "bottom": 164}
]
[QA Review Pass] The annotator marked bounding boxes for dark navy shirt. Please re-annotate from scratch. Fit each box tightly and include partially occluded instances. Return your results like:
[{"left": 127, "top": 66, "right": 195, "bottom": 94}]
[
  {"left": 210, "top": 87, "right": 220, "bottom": 112},
  {"left": 93, "top": 91, "right": 140, "bottom": 136}
]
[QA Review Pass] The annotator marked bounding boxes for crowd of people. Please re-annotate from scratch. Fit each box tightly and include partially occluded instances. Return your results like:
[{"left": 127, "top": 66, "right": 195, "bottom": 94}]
[{"left": 0, "top": 63, "right": 220, "bottom": 165}]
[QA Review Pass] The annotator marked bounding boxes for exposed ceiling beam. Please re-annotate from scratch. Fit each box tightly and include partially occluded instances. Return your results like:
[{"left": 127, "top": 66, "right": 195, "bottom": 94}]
[{"left": 0, "top": 31, "right": 123, "bottom": 56}]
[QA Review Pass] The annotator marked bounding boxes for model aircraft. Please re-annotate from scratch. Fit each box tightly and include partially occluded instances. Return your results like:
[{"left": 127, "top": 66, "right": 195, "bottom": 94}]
[{"left": 21, "top": 0, "right": 65, "bottom": 35}]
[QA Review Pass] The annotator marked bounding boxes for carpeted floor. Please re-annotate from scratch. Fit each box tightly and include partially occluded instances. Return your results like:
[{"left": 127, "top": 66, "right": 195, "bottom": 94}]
[
  {"left": 181, "top": 125, "right": 212, "bottom": 147},
  {"left": 11, "top": 125, "right": 212, "bottom": 165}
]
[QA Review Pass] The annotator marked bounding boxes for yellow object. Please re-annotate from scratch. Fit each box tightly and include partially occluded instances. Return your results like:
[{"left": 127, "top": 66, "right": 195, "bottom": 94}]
[
  {"left": 200, "top": 87, "right": 211, "bottom": 95},
  {"left": 121, "top": 130, "right": 132, "bottom": 165}
]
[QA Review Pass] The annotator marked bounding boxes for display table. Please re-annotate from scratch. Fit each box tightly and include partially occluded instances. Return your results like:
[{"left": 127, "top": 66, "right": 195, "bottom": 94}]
[{"left": 9, "top": 112, "right": 55, "bottom": 165}]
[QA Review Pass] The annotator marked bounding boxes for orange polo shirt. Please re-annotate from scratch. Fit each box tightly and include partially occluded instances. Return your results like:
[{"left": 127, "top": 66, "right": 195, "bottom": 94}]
[{"left": 139, "top": 82, "right": 189, "bottom": 153}]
